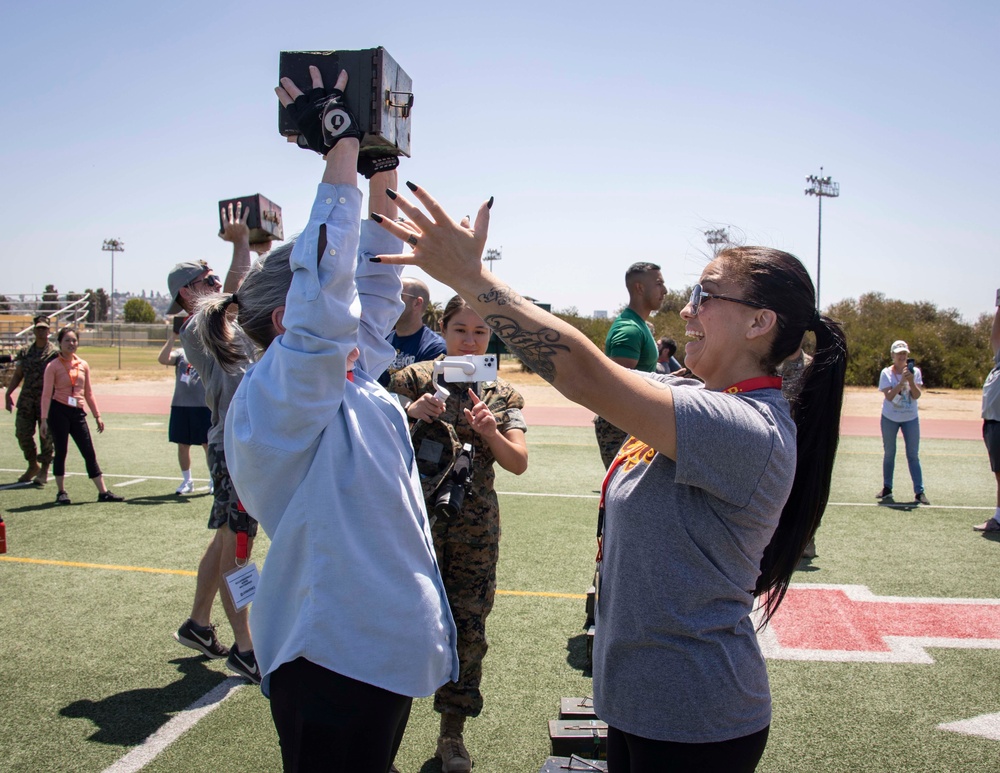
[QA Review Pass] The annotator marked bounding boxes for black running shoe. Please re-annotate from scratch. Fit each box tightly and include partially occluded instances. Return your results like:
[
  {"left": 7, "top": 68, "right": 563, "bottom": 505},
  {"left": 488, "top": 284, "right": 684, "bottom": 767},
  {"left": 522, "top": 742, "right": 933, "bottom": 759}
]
[
  {"left": 876, "top": 486, "right": 892, "bottom": 500},
  {"left": 226, "top": 646, "right": 262, "bottom": 685},
  {"left": 98, "top": 490, "right": 125, "bottom": 502},
  {"left": 916, "top": 492, "right": 930, "bottom": 505},
  {"left": 56, "top": 491, "right": 71, "bottom": 505},
  {"left": 173, "top": 619, "right": 229, "bottom": 659}
]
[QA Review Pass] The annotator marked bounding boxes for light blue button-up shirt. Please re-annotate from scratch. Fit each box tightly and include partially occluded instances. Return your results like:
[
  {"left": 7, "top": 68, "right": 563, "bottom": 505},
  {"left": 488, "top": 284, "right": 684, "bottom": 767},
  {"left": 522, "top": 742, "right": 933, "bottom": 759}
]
[{"left": 226, "top": 182, "right": 459, "bottom": 697}]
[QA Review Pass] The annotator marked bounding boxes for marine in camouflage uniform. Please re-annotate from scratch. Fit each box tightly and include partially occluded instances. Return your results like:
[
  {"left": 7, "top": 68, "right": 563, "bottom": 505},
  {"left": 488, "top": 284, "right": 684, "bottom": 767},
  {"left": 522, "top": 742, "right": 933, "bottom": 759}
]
[
  {"left": 390, "top": 357, "right": 527, "bottom": 718},
  {"left": 5, "top": 317, "right": 58, "bottom": 482}
]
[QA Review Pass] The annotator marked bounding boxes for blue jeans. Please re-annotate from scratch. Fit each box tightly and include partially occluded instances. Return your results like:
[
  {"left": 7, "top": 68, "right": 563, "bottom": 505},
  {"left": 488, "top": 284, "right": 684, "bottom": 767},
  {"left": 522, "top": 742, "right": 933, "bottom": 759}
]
[{"left": 881, "top": 415, "right": 924, "bottom": 494}]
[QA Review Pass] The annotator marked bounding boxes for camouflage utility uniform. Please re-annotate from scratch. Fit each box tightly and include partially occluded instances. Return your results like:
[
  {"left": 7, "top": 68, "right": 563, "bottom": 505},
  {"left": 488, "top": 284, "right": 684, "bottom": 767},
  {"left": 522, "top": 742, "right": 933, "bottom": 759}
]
[
  {"left": 390, "top": 357, "right": 527, "bottom": 717},
  {"left": 13, "top": 340, "right": 58, "bottom": 467}
]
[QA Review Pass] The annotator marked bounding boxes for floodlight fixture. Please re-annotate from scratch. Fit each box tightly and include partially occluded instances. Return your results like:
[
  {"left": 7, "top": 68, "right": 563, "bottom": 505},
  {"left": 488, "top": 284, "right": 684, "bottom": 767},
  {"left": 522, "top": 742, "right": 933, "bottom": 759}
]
[{"left": 803, "top": 168, "right": 839, "bottom": 309}]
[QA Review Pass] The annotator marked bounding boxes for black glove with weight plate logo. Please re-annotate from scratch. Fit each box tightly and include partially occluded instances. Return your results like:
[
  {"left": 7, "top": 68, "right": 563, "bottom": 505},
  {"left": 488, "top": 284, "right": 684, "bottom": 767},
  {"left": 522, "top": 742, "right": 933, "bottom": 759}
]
[{"left": 284, "top": 86, "right": 364, "bottom": 155}]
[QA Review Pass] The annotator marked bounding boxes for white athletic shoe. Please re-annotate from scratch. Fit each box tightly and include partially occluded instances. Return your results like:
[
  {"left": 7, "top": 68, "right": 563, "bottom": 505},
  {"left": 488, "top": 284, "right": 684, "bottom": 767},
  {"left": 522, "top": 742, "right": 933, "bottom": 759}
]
[{"left": 176, "top": 480, "right": 194, "bottom": 495}]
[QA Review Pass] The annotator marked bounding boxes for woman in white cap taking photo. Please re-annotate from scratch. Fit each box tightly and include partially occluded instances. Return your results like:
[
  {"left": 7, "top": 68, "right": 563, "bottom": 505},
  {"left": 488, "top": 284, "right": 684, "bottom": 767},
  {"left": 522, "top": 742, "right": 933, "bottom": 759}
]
[{"left": 877, "top": 340, "right": 929, "bottom": 504}]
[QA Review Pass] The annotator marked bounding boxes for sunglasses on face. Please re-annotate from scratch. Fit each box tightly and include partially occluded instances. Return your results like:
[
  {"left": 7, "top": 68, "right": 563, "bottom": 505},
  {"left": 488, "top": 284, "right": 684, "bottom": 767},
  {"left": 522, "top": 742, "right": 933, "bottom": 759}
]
[
  {"left": 688, "top": 283, "right": 768, "bottom": 316},
  {"left": 187, "top": 274, "right": 222, "bottom": 290}
]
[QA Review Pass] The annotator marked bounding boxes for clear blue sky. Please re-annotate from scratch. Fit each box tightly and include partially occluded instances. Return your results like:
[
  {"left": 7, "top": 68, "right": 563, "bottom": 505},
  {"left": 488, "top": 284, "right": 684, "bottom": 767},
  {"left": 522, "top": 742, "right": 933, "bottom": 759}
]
[{"left": 3, "top": 0, "right": 997, "bottom": 323}]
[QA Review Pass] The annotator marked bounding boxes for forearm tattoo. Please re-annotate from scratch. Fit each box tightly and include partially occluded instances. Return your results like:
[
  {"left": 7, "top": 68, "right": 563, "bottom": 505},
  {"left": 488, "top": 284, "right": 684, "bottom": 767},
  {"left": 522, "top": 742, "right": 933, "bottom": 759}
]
[
  {"left": 478, "top": 287, "right": 522, "bottom": 307},
  {"left": 484, "top": 315, "right": 569, "bottom": 383}
]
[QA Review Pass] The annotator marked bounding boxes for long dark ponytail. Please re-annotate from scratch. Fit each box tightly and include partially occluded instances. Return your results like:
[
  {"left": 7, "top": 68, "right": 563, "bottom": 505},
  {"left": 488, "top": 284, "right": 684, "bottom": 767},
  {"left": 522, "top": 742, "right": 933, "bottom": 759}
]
[{"left": 719, "top": 247, "right": 848, "bottom": 623}]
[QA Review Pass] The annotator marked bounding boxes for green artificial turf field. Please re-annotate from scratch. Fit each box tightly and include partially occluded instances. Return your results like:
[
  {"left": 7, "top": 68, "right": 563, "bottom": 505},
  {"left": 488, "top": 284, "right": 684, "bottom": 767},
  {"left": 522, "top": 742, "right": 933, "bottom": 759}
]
[{"left": 1, "top": 410, "right": 998, "bottom": 772}]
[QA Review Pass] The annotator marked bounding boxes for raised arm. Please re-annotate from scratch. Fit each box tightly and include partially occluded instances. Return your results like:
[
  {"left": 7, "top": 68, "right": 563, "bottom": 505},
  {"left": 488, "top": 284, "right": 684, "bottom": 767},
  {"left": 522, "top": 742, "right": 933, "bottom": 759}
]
[
  {"left": 158, "top": 328, "right": 180, "bottom": 366},
  {"left": 219, "top": 203, "right": 253, "bottom": 295},
  {"left": 372, "top": 185, "right": 679, "bottom": 459}
]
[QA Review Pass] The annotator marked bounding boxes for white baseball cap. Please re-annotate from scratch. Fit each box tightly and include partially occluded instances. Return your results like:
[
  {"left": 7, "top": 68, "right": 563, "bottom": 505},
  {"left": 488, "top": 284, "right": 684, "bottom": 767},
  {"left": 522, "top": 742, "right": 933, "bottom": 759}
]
[{"left": 890, "top": 340, "right": 910, "bottom": 355}]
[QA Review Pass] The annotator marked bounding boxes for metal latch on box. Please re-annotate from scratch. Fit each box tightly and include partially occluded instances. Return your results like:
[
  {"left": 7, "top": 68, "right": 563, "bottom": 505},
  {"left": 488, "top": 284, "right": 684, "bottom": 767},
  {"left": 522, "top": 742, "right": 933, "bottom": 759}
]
[{"left": 386, "top": 91, "right": 414, "bottom": 117}]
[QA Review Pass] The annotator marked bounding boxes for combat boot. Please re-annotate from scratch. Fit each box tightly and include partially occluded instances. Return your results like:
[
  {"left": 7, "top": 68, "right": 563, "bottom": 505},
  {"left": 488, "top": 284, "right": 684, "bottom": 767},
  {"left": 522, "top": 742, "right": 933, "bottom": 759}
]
[
  {"left": 18, "top": 461, "right": 40, "bottom": 483},
  {"left": 33, "top": 462, "right": 50, "bottom": 487},
  {"left": 436, "top": 713, "right": 472, "bottom": 773}
]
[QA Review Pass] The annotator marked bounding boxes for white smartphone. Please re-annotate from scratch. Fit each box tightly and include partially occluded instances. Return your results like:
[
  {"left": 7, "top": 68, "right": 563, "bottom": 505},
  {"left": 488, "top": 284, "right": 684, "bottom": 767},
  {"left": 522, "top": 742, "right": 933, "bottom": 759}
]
[{"left": 435, "top": 354, "right": 498, "bottom": 383}]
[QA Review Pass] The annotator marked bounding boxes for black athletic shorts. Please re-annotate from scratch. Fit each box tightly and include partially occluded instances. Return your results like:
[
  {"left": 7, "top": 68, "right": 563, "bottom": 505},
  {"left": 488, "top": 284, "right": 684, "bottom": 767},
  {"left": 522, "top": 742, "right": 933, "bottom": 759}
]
[{"left": 984, "top": 420, "right": 1000, "bottom": 473}]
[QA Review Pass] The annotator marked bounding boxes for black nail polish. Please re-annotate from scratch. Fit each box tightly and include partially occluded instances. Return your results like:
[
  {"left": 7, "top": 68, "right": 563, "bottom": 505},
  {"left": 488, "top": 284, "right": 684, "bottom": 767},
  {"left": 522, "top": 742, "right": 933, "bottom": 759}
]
[
  {"left": 386, "top": 189, "right": 397, "bottom": 200},
  {"left": 369, "top": 257, "right": 382, "bottom": 263},
  {"left": 487, "top": 196, "right": 494, "bottom": 210},
  {"left": 370, "top": 213, "right": 384, "bottom": 223},
  {"left": 405, "top": 181, "right": 418, "bottom": 192}
]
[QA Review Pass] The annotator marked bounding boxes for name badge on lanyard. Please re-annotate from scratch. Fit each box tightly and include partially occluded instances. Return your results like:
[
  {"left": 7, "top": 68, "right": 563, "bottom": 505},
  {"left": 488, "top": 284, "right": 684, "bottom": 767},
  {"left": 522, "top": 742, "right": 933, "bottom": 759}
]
[{"left": 62, "top": 357, "right": 79, "bottom": 408}]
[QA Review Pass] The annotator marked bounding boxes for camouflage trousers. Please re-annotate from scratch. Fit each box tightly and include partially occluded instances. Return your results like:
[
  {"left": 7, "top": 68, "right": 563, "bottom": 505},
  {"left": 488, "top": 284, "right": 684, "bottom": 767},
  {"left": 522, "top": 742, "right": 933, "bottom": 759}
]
[
  {"left": 594, "top": 415, "right": 627, "bottom": 471},
  {"left": 16, "top": 402, "right": 53, "bottom": 466},
  {"left": 433, "top": 536, "right": 499, "bottom": 718}
]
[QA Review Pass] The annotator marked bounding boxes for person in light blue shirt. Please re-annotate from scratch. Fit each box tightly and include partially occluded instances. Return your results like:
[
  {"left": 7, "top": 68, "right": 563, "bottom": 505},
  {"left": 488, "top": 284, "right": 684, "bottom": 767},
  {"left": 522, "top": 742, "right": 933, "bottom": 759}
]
[{"left": 196, "top": 69, "right": 458, "bottom": 772}]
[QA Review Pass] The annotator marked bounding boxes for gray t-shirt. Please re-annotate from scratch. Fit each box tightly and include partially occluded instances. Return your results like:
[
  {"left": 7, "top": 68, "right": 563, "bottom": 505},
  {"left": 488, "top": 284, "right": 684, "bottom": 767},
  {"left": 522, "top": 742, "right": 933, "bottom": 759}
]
[
  {"left": 983, "top": 349, "right": 1000, "bottom": 421},
  {"left": 593, "top": 376, "right": 796, "bottom": 743},
  {"left": 180, "top": 316, "right": 253, "bottom": 447},
  {"left": 170, "top": 352, "right": 209, "bottom": 409}
]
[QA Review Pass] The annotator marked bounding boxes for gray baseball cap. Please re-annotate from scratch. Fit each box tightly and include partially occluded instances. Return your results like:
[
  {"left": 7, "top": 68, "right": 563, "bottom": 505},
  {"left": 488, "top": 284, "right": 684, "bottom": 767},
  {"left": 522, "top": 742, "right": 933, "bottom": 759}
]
[{"left": 167, "top": 260, "right": 210, "bottom": 315}]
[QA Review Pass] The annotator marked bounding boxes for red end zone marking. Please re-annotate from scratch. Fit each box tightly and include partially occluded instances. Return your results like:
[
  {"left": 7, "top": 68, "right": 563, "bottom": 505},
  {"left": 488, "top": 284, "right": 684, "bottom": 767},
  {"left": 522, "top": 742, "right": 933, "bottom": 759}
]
[{"left": 756, "top": 584, "right": 1000, "bottom": 663}]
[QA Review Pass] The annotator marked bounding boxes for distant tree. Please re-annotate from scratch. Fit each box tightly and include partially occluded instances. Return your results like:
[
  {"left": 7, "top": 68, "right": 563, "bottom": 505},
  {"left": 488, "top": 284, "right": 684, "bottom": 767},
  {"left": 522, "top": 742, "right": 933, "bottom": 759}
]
[
  {"left": 826, "top": 292, "right": 992, "bottom": 388},
  {"left": 40, "top": 284, "right": 60, "bottom": 314},
  {"left": 423, "top": 300, "right": 442, "bottom": 330},
  {"left": 123, "top": 297, "right": 156, "bottom": 324},
  {"left": 0, "top": 294, "right": 10, "bottom": 312},
  {"left": 554, "top": 308, "right": 614, "bottom": 351},
  {"left": 84, "top": 288, "right": 109, "bottom": 323}
]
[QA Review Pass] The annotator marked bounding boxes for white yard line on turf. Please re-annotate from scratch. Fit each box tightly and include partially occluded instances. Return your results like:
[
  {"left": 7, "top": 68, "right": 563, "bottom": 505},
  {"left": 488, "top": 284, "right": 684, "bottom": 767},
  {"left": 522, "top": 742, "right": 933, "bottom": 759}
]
[
  {"left": 112, "top": 478, "right": 149, "bottom": 488},
  {"left": 494, "top": 489, "right": 996, "bottom": 510},
  {"left": 1, "top": 468, "right": 208, "bottom": 484},
  {"left": 101, "top": 677, "right": 246, "bottom": 773},
  {"left": 937, "top": 712, "right": 1000, "bottom": 742},
  {"left": 2, "top": 471, "right": 996, "bottom": 510}
]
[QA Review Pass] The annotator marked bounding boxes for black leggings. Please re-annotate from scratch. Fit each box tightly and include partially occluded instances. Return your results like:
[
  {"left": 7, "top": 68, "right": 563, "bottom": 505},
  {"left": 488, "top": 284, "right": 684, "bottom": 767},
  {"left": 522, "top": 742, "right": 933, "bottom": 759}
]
[
  {"left": 269, "top": 658, "right": 412, "bottom": 773},
  {"left": 48, "top": 400, "right": 101, "bottom": 479},
  {"left": 606, "top": 724, "right": 770, "bottom": 773}
]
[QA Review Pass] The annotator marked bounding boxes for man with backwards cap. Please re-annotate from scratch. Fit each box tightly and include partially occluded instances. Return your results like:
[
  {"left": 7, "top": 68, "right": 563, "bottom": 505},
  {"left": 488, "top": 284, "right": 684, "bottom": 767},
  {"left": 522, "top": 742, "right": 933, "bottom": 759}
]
[
  {"left": 5, "top": 315, "right": 58, "bottom": 486},
  {"left": 165, "top": 205, "right": 269, "bottom": 684}
]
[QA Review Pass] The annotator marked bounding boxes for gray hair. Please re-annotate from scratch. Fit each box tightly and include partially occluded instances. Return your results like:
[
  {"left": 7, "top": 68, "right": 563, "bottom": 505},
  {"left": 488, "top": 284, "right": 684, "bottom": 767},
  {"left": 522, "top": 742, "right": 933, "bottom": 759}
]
[{"left": 195, "top": 240, "right": 296, "bottom": 373}]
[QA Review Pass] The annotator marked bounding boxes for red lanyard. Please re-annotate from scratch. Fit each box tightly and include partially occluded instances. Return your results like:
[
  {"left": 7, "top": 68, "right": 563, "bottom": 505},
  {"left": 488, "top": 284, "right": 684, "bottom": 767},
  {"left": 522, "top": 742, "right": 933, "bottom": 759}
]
[
  {"left": 595, "top": 376, "right": 782, "bottom": 561},
  {"left": 722, "top": 376, "right": 783, "bottom": 394}
]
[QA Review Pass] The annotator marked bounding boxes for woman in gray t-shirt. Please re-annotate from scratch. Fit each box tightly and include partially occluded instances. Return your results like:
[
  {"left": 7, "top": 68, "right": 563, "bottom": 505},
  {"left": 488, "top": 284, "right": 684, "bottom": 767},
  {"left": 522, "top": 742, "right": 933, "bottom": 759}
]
[
  {"left": 159, "top": 326, "right": 211, "bottom": 495},
  {"left": 372, "top": 196, "right": 848, "bottom": 772}
]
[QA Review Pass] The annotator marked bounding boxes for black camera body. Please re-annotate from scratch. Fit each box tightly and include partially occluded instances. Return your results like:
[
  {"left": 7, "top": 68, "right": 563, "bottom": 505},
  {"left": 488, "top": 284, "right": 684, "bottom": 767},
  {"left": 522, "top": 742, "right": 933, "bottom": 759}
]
[
  {"left": 433, "top": 442, "right": 474, "bottom": 520},
  {"left": 906, "top": 358, "right": 915, "bottom": 373}
]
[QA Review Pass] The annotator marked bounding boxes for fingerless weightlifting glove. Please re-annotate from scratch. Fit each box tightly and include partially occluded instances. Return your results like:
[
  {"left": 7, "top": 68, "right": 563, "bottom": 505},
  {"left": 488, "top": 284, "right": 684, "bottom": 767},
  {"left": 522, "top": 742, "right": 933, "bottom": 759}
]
[{"left": 285, "top": 86, "right": 364, "bottom": 155}]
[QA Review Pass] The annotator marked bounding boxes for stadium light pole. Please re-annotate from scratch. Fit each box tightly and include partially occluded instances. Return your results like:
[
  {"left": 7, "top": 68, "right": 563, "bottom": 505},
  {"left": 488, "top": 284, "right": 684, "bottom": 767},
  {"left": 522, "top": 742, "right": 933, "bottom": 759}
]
[
  {"left": 484, "top": 247, "right": 502, "bottom": 273},
  {"left": 804, "top": 168, "right": 839, "bottom": 310},
  {"left": 704, "top": 228, "right": 730, "bottom": 257},
  {"left": 102, "top": 239, "right": 125, "bottom": 368}
]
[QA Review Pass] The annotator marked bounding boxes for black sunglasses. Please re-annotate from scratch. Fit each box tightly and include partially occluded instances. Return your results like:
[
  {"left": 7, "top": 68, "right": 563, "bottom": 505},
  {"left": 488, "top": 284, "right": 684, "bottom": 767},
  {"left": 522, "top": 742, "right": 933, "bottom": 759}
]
[
  {"left": 187, "top": 274, "right": 222, "bottom": 290},
  {"left": 688, "top": 283, "right": 768, "bottom": 316}
]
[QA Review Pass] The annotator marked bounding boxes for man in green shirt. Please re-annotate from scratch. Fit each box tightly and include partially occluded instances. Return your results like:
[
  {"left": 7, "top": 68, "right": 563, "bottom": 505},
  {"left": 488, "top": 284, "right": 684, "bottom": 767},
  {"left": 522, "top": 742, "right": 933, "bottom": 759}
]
[
  {"left": 594, "top": 262, "right": 666, "bottom": 468},
  {"left": 5, "top": 315, "right": 58, "bottom": 485}
]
